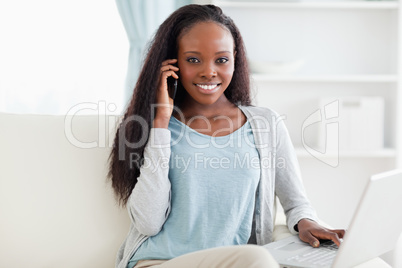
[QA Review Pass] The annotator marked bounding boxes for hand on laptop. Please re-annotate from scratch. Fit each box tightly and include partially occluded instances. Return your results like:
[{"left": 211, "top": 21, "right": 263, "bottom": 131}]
[{"left": 297, "top": 218, "right": 345, "bottom": 248}]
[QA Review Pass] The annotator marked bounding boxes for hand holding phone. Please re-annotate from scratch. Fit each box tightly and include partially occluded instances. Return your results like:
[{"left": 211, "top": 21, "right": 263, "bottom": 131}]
[{"left": 154, "top": 59, "right": 178, "bottom": 128}]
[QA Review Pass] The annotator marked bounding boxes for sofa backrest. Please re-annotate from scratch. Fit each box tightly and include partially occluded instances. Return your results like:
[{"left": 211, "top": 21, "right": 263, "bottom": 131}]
[{"left": 0, "top": 113, "right": 130, "bottom": 268}]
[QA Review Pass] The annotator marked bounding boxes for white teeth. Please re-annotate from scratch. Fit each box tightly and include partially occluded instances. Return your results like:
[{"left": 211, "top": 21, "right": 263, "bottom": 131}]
[{"left": 197, "top": 84, "right": 218, "bottom": 90}]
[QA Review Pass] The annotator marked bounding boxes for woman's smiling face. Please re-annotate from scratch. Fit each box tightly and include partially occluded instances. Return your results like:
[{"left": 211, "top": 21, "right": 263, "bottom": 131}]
[{"left": 177, "top": 21, "right": 235, "bottom": 107}]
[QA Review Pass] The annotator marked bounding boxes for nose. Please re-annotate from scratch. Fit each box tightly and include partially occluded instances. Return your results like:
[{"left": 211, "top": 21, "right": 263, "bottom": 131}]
[{"left": 199, "top": 62, "right": 217, "bottom": 79}]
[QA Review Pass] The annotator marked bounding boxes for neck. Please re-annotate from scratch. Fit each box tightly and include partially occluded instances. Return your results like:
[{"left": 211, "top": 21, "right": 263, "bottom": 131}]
[{"left": 177, "top": 95, "right": 236, "bottom": 119}]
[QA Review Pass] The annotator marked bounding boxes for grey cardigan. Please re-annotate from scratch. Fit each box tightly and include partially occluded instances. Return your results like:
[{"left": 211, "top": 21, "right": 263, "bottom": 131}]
[{"left": 115, "top": 105, "right": 318, "bottom": 268}]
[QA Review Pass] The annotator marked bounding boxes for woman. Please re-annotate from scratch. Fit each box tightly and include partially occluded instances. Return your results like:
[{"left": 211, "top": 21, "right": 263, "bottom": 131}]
[{"left": 109, "top": 4, "right": 345, "bottom": 268}]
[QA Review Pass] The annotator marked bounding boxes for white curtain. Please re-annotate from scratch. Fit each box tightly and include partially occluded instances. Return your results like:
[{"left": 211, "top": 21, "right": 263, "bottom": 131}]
[{"left": 115, "top": 0, "right": 192, "bottom": 100}]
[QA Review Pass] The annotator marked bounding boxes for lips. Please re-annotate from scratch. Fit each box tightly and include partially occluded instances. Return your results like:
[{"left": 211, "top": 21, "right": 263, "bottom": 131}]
[{"left": 194, "top": 83, "right": 221, "bottom": 93}]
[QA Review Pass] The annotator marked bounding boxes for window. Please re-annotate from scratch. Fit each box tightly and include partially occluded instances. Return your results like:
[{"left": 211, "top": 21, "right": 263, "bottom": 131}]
[{"left": 0, "top": 0, "right": 128, "bottom": 115}]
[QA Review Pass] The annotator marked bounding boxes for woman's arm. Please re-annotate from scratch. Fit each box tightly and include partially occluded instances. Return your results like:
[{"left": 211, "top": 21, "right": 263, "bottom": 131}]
[
  {"left": 274, "top": 117, "right": 345, "bottom": 247},
  {"left": 274, "top": 117, "right": 318, "bottom": 233},
  {"left": 127, "top": 128, "right": 172, "bottom": 236},
  {"left": 127, "top": 58, "right": 179, "bottom": 236}
]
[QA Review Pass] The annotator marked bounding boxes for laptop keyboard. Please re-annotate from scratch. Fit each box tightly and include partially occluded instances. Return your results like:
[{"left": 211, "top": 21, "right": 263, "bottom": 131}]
[{"left": 285, "top": 240, "right": 338, "bottom": 266}]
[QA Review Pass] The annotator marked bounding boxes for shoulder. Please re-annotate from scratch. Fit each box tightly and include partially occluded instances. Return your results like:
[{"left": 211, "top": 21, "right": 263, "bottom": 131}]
[
  {"left": 239, "top": 105, "right": 289, "bottom": 135},
  {"left": 238, "top": 105, "right": 282, "bottom": 122}
]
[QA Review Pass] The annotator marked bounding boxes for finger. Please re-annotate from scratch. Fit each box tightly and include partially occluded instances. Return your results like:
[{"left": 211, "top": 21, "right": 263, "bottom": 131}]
[
  {"left": 329, "top": 229, "right": 346, "bottom": 239},
  {"left": 161, "top": 59, "right": 178, "bottom": 66},
  {"left": 300, "top": 232, "right": 320, "bottom": 248},
  {"left": 329, "top": 233, "right": 342, "bottom": 247},
  {"left": 161, "top": 70, "right": 179, "bottom": 81},
  {"left": 160, "top": 65, "right": 179, "bottom": 72},
  {"left": 314, "top": 230, "right": 342, "bottom": 247}
]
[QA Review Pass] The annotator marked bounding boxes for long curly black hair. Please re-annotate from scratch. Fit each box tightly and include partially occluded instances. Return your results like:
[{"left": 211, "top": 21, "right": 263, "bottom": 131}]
[{"left": 109, "top": 4, "right": 251, "bottom": 206}]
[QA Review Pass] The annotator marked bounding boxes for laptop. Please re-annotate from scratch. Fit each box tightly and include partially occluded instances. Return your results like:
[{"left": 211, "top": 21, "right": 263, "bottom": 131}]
[{"left": 263, "top": 169, "right": 402, "bottom": 268}]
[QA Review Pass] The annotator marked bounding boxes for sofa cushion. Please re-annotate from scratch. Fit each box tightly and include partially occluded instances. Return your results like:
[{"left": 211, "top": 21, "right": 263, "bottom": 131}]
[{"left": 0, "top": 113, "right": 130, "bottom": 268}]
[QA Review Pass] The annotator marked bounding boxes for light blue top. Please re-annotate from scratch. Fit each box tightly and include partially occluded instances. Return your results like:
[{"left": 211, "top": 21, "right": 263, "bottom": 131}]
[
  {"left": 128, "top": 117, "right": 260, "bottom": 267},
  {"left": 116, "top": 106, "right": 319, "bottom": 268}
]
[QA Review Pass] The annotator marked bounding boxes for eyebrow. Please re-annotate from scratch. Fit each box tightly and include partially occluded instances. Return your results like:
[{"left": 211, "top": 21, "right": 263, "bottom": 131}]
[{"left": 183, "top": 51, "right": 232, "bottom": 55}]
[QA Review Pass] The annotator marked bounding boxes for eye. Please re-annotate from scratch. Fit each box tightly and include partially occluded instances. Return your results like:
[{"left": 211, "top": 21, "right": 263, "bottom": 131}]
[
  {"left": 216, "top": 57, "right": 229, "bottom": 64},
  {"left": 187, "top": 57, "right": 200, "bottom": 63}
]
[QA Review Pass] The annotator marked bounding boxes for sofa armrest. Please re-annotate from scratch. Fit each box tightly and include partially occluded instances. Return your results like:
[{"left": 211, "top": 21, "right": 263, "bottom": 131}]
[
  {"left": 273, "top": 206, "right": 293, "bottom": 242},
  {"left": 272, "top": 224, "right": 293, "bottom": 242}
]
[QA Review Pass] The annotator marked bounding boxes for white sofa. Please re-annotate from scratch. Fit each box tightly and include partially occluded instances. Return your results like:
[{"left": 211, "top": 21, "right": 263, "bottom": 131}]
[{"left": 0, "top": 113, "right": 391, "bottom": 268}]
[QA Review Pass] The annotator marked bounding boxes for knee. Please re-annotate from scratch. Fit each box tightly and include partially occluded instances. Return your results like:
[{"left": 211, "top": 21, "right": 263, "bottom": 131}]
[{"left": 235, "top": 245, "right": 279, "bottom": 268}]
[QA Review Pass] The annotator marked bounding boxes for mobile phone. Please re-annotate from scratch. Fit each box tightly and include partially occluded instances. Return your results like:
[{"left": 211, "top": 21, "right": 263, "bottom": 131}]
[{"left": 167, "top": 76, "right": 177, "bottom": 99}]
